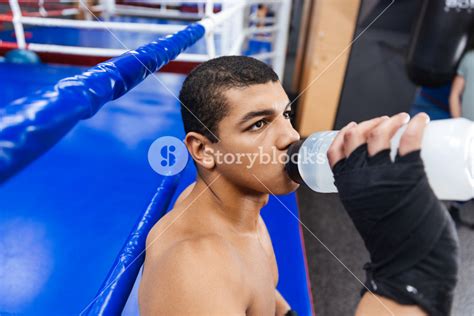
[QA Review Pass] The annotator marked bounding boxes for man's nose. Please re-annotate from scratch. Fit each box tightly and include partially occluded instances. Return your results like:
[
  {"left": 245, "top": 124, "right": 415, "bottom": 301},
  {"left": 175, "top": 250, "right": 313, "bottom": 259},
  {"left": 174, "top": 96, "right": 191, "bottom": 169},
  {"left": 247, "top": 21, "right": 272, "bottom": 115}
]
[{"left": 275, "top": 119, "right": 300, "bottom": 151}]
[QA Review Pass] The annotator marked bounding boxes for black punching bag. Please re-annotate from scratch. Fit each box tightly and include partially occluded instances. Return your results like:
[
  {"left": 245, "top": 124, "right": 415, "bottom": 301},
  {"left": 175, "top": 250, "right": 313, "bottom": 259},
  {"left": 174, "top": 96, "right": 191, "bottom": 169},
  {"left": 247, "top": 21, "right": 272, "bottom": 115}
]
[{"left": 407, "top": 0, "right": 474, "bottom": 87}]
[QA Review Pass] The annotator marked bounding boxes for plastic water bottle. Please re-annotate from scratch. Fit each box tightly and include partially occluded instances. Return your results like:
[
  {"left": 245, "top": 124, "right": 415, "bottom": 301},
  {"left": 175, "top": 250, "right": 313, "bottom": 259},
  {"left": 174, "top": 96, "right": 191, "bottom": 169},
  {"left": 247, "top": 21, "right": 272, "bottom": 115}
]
[{"left": 285, "top": 118, "right": 474, "bottom": 201}]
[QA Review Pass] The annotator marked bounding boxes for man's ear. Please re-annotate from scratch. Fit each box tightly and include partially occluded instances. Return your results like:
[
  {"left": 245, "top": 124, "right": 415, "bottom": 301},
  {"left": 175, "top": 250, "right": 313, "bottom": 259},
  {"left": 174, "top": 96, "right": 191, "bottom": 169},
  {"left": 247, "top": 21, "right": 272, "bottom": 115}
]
[{"left": 184, "top": 132, "right": 216, "bottom": 170}]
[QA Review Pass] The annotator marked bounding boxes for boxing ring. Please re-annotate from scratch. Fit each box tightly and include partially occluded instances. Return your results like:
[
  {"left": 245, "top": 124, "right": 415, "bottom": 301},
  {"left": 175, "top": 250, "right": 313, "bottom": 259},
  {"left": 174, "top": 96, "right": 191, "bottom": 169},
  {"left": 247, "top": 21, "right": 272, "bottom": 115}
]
[
  {"left": 0, "top": 1, "right": 314, "bottom": 315},
  {"left": 0, "top": 0, "right": 281, "bottom": 72}
]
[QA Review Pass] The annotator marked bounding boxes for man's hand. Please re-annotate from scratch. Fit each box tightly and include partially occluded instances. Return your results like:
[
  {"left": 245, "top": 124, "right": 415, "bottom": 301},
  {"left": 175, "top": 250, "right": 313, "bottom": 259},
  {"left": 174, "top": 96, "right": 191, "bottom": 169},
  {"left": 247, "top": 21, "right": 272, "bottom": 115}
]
[
  {"left": 327, "top": 112, "right": 428, "bottom": 168},
  {"left": 326, "top": 112, "right": 459, "bottom": 316}
]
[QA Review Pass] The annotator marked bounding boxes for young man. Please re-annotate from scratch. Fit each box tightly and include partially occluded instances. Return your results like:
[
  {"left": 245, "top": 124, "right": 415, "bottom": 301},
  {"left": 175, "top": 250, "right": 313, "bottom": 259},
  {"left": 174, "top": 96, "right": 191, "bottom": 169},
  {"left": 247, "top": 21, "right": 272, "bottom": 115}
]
[
  {"left": 450, "top": 50, "right": 474, "bottom": 120},
  {"left": 139, "top": 56, "right": 458, "bottom": 315}
]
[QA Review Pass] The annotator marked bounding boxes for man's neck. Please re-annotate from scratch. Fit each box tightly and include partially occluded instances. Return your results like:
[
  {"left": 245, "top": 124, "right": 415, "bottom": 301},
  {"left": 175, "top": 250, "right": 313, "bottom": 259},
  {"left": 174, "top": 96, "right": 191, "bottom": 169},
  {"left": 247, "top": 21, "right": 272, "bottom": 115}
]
[{"left": 191, "top": 175, "right": 269, "bottom": 235}]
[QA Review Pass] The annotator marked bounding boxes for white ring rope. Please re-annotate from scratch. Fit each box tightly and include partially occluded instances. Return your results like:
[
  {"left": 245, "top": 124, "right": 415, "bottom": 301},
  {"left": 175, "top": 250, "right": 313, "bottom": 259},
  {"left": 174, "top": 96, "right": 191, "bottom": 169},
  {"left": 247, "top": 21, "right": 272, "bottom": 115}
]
[{"left": 3, "top": 0, "right": 291, "bottom": 77}]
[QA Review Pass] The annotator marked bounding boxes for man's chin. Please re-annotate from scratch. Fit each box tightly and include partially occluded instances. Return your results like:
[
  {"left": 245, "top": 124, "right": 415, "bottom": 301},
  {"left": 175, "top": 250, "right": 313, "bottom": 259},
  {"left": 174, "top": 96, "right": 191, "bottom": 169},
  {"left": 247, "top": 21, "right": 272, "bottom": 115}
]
[{"left": 268, "top": 182, "right": 300, "bottom": 195}]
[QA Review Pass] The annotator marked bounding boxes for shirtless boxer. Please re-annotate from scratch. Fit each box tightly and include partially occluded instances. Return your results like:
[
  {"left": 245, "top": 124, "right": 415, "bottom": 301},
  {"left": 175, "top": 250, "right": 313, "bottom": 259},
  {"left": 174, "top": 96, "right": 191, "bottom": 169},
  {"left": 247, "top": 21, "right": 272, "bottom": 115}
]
[{"left": 139, "top": 56, "right": 458, "bottom": 315}]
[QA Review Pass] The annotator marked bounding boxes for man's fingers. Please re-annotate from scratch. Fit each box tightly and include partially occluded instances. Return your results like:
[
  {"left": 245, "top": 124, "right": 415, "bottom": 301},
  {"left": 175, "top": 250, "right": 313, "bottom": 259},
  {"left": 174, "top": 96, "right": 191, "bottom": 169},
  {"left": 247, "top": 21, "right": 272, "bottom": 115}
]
[
  {"left": 398, "top": 112, "right": 430, "bottom": 156},
  {"left": 327, "top": 113, "right": 422, "bottom": 168},
  {"left": 343, "top": 116, "right": 387, "bottom": 158},
  {"left": 367, "top": 113, "right": 410, "bottom": 156},
  {"left": 327, "top": 121, "right": 357, "bottom": 168}
]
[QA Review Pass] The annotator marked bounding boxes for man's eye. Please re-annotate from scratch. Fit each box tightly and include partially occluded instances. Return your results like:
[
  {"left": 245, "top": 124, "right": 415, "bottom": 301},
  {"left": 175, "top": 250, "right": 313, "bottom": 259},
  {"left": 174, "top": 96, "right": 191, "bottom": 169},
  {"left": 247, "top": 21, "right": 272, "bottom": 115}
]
[{"left": 249, "top": 119, "right": 267, "bottom": 131}]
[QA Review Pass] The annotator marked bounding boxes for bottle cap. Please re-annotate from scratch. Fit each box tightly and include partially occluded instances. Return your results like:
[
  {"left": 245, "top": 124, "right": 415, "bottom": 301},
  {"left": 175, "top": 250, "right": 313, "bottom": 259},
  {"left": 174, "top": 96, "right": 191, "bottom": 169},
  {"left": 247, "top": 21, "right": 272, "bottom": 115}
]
[{"left": 285, "top": 140, "right": 305, "bottom": 185}]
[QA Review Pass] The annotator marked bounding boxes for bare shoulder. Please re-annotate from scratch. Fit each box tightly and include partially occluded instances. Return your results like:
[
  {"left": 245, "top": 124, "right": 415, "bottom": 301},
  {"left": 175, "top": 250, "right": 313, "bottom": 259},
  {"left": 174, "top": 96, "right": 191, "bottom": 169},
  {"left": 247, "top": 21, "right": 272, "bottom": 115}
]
[
  {"left": 144, "top": 204, "right": 191, "bottom": 257},
  {"left": 145, "top": 181, "right": 197, "bottom": 250},
  {"left": 164, "top": 235, "right": 243, "bottom": 267},
  {"left": 145, "top": 209, "right": 177, "bottom": 243},
  {"left": 139, "top": 235, "right": 249, "bottom": 315}
]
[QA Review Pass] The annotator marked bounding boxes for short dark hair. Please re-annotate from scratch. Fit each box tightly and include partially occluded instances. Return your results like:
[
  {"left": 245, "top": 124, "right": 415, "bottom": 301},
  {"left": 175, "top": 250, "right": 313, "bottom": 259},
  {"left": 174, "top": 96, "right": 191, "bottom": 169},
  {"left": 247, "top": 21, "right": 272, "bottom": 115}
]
[{"left": 179, "top": 56, "right": 279, "bottom": 143}]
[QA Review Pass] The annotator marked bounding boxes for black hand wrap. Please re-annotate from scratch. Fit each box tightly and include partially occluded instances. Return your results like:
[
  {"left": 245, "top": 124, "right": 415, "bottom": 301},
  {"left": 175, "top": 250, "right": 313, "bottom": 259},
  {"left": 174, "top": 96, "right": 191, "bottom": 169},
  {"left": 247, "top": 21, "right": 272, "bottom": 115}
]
[{"left": 333, "top": 144, "right": 459, "bottom": 316}]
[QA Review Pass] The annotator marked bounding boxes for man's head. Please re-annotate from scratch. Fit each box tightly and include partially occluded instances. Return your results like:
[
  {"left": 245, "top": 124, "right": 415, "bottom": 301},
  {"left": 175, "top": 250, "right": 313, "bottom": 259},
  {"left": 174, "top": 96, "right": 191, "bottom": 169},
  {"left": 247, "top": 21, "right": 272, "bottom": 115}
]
[
  {"left": 180, "top": 56, "right": 279, "bottom": 142},
  {"left": 179, "top": 56, "right": 300, "bottom": 195}
]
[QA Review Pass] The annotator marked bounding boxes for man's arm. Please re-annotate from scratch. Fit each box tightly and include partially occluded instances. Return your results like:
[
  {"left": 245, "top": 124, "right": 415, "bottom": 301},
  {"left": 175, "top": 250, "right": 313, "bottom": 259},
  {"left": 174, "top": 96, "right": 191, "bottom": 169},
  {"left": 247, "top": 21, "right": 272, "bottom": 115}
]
[
  {"left": 328, "top": 115, "right": 427, "bottom": 315},
  {"left": 355, "top": 292, "right": 426, "bottom": 316},
  {"left": 449, "top": 75, "right": 465, "bottom": 118},
  {"left": 328, "top": 113, "right": 458, "bottom": 316},
  {"left": 139, "top": 238, "right": 249, "bottom": 315}
]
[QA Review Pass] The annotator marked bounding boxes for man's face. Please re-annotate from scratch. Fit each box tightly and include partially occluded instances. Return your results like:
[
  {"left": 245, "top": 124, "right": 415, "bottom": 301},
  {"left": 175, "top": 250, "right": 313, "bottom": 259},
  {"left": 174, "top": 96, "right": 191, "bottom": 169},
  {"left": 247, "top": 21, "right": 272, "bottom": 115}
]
[{"left": 209, "top": 81, "right": 301, "bottom": 195}]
